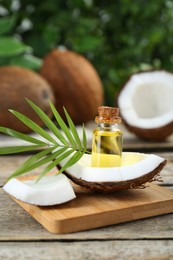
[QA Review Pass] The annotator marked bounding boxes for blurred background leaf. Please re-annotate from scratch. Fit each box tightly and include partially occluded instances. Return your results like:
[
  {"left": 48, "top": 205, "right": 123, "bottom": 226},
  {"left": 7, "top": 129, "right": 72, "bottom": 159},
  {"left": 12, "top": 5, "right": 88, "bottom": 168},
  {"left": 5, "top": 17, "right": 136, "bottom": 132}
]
[
  {"left": 9, "top": 54, "right": 42, "bottom": 70},
  {"left": 0, "top": 37, "right": 31, "bottom": 57},
  {"left": 0, "top": 15, "right": 16, "bottom": 35},
  {"left": 0, "top": 0, "right": 173, "bottom": 105}
]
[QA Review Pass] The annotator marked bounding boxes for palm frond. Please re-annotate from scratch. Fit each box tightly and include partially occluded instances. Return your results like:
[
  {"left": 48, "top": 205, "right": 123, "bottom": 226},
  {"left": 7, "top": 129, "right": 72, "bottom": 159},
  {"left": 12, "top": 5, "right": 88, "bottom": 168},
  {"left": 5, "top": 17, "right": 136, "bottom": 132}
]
[
  {"left": 82, "top": 124, "right": 87, "bottom": 150},
  {"left": 37, "top": 148, "right": 75, "bottom": 181},
  {"left": 7, "top": 146, "right": 56, "bottom": 181},
  {"left": 64, "top": 107, "right": 83, "bottom": 149},
  {"left": 9, "top": 109, "right": 59, "bottom": 145},
  {"left": 58, "top": 150, "right": 84, "bottom": 174},
  {"left": 49, "top": 101, "right": 77, "bottom": 148},
  {"left": 0, "top": 144, "right": 46, "bottom": 154},
  {"left": 26, "top": 99, "right": 69, "bottom": 147},
  {"left": 0, "top": 126, "right": 46, "bottom": 145},
  {"left": 1, "top": 99, "right": 89, "bottom": 182}
]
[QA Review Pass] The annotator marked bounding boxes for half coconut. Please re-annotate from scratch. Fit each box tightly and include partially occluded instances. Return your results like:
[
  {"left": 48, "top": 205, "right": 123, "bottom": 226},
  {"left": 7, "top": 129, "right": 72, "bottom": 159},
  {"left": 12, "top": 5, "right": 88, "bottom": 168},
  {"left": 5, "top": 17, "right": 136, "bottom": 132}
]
[
  {"left": 58, "top": 152, "right": 166, "bottom": 192},
  {"left": 117, "top": 70, "right": 173, "bottom": 141}
]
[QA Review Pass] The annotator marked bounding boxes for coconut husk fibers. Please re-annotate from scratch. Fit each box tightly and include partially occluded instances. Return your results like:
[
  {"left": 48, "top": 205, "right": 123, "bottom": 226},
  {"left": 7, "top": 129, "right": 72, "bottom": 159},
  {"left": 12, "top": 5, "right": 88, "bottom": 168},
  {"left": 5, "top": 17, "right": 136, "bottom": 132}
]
[
  {"left": 57, "top": 160, "right": 167, "bottom": 193},
  {"left": 40, "top": 49, "right": 103, "bottom": 124},
  {"left": 0, "top": 66, "right": 55, "bottom": 133}
]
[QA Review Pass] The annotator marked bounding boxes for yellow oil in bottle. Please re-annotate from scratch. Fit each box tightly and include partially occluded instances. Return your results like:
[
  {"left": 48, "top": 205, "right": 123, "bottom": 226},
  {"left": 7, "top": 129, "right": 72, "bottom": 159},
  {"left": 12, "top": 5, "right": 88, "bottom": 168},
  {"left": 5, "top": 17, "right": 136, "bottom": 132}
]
[
  {"left": 91, "top": 128, "right": 122, "bottom": 167},
  {"left": 91, "top": 106, "right": 123, "bottom": 168}
]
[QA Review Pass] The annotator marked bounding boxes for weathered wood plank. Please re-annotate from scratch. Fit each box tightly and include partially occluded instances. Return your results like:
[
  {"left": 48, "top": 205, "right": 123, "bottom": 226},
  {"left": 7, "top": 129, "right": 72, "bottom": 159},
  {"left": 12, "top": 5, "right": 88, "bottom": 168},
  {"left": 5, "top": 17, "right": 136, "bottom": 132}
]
[
  {"left": 0, "top": 241, "right": 173, "bottom": 260},
  {"left": 123, "top": 124, "right": 173, "bottom": 152},
  {"left": 0, "top": 188, "right": 173, "bottom": 240},
  {"left": 154, "top": 152, "right": 173, "bottom": 186},
  {"left": 124, "top": 135, "right": 173, "bottom": 152}
]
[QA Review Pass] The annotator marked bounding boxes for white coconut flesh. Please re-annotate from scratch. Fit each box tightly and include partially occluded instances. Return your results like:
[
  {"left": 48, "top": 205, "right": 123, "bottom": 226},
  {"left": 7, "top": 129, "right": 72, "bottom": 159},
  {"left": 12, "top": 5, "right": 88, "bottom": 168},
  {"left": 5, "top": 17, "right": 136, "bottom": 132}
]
[
  {"left": 59, "top": 152, "right": 165, "bottom": 183},
  {"left": 118, "top": 71, "right": 173, "bottom": 129},
  {"left": 3, "top": 174, "right": 76, "bottom": 206}
]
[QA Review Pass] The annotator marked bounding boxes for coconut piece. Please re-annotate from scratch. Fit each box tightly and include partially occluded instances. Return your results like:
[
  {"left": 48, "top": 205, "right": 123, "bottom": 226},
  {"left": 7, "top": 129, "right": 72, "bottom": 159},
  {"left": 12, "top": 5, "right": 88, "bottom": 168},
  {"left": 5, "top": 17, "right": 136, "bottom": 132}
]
[
  {"left": 3, "top": 174, "right": 76, "bottom": 206},
  {"left": 40, "top": 49, "right": 103, "bottom": 124},
  {"left": 117, "top": 71, "right": 173, "bottom": 141},
  {"left": 0, "top": 66, "right": 55, "bottom": 133},
  {"left": 58, "top": 153, "right": 166, "bottom": 192}
]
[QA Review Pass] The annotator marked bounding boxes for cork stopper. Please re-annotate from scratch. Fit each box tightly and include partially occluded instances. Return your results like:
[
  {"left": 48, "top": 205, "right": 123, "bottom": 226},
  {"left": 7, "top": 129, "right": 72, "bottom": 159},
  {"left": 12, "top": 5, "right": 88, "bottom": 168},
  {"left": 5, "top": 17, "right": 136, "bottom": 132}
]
[{"left": 95, "top": 106, "right": 121, "bottom": 124}]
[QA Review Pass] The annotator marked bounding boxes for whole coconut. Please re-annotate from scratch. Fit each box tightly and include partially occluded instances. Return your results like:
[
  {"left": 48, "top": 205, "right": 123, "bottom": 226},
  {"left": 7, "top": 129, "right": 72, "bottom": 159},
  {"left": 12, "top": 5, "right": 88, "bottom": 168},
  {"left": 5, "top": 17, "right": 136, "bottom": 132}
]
[
  {"left": 40, "top": 49, "right": 103, "bottom": 124},
  {"left": 0, "top": 66, "right": 55, "bottom": 133}
]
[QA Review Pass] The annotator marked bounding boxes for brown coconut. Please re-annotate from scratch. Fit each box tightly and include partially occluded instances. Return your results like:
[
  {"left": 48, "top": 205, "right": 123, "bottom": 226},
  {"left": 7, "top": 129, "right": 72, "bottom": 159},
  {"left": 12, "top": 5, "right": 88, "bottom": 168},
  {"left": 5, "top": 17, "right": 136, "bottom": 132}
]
[
  {"left": 117, "top": 70, "right": 173, "bottom": 141},
  {"left": 40, "top": 49, "right": 103, "bottom": 124},
  {"left": 0, "top": 66, "right": 55, "bottom": 133}
]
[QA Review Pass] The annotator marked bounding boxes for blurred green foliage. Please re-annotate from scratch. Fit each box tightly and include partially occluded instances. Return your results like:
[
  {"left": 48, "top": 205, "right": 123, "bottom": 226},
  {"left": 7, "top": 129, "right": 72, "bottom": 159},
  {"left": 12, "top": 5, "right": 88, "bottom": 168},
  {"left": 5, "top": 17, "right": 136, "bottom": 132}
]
[
  {"left": 0, "top": 13, "right": 42, "bottom": 69},
  {"left": 0, "top": 0, "right": 173, "bottom": 105}
]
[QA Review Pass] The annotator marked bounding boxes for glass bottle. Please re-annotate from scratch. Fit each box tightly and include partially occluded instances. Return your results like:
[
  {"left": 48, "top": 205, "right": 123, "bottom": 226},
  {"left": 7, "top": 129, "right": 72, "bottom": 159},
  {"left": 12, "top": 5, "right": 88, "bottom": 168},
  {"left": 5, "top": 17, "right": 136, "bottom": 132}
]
[{"left": 91, "top": 106, "right": 123, "bottom": 167}]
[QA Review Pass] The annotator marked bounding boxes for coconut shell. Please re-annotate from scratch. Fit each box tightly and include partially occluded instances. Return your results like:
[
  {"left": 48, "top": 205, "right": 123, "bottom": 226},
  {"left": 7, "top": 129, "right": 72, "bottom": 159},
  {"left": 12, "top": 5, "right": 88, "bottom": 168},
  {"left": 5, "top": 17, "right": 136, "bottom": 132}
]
[
  {"left": 122, "top": 119, "right": 173, "bottom": 142},
  {"left": 40, "top": 49, "right": 103, "bottom": 124},
  {"left": 0, "top": 66, "right": 55, "bottom": 133},
  {"left": 57, "top": 159, "right": 166, "bottom": 193}
]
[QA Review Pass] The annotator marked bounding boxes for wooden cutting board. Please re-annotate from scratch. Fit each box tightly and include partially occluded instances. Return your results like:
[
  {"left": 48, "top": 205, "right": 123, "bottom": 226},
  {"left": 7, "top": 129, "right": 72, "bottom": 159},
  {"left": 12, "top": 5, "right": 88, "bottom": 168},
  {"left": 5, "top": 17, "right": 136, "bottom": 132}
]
[{"left": 11, "top": 180, "right": 173, "bottom": 234}]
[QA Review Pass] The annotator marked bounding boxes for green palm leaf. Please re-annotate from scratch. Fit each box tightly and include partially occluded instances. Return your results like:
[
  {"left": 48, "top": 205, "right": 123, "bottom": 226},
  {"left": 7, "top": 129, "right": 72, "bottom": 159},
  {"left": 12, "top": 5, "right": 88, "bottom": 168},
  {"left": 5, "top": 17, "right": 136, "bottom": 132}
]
[
  {"left": 82, "top": 124, "right": 87, "bottom": 150},
  {"left": 7, "top": 147, "right": 66, "bottom": 180},
  {"left": 64, "top": 107, "right": 83, "bottom": 149},
  {"left": 9, "top": 109, "right": 58, "bottom": 145},
  {"left": 0, "top": 144, "right": 45, "bottom": 154},
  {"left": 58, "top": 150, "right": 84, "bottom": 174},
  {"left": 26, "top": 99, "right": 69, "bottom": 147},
  {"left": 7, "top": 146, "right": 56, "bottom": 181},
  {"left": 49, "top": 101, "right": 77, "bottom": 148},
  {"left": 27, "top": 147, "right": 67, "bottom": 172},
  {"left": 0, "top": 126, "right": 46, "bottom": 145},
  {"left": 37, "top": 148, "right": 75, "bottom": 181},
  {"left": 0, "top": 99, "right": 90, "bottom": 182}
]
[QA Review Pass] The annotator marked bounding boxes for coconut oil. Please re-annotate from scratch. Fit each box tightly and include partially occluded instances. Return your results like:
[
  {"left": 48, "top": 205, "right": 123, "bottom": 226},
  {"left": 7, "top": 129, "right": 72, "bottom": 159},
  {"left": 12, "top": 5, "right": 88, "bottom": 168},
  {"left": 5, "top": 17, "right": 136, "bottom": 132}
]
[{"left": 91, "top": 106, "right": 123, "bottom": 167}]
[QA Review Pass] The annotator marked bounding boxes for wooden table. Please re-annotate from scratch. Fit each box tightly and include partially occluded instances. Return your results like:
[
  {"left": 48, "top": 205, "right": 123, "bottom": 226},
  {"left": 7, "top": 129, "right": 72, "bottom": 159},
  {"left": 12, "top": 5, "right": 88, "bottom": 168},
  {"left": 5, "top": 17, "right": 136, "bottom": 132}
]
[{"left": 0, "top": 127, "right": 173, "bottom": 260}]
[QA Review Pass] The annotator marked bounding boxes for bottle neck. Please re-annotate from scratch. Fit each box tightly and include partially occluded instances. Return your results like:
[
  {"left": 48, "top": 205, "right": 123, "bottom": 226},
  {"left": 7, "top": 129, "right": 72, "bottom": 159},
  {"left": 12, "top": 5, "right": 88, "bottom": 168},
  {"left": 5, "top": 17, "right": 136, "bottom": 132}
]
[{"left": 97, "top": 122, "right": 120, "bottom": 131}]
